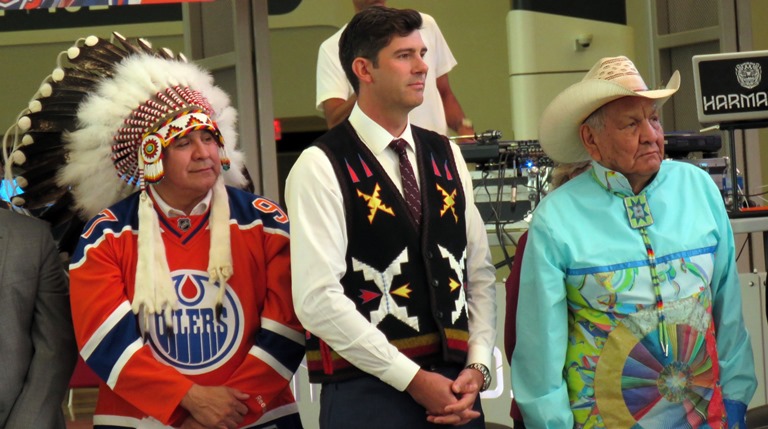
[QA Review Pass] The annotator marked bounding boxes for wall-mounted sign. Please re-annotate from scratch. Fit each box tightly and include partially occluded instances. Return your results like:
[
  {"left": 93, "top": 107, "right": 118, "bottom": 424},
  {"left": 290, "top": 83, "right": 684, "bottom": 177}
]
[
  {"left": 693, "top": 50, "right": 768, "bottom": 124},
  {"left": 0, "top": 3, "right": 188, "bottom": 31},
  {"left": 0, "top": 0, "right": 210, "bottom": 10}
]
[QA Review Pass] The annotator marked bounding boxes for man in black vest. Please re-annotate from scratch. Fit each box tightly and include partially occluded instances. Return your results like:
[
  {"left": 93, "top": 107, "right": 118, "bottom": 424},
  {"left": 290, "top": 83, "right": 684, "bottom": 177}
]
[{"left": 286, "top": 6, "right": 496, "bottom": 428}]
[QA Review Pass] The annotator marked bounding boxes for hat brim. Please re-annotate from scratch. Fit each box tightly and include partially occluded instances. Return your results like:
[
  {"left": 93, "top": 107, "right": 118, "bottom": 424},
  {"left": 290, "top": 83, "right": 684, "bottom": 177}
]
[{"left": 538, "top": 70, "right": 680, "bottom": 163}]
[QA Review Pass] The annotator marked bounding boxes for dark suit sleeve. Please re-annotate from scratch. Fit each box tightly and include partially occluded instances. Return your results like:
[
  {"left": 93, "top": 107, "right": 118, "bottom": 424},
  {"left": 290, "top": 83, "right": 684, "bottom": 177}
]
[{"left": 5, "top": 223, "right": 77, "bottom": 429}]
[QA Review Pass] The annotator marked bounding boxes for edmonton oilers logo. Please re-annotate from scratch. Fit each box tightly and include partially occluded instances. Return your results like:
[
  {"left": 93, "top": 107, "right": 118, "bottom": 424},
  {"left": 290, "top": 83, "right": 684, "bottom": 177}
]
[{"left": 147, "top": 269, "right": 244, "bottom": 374}]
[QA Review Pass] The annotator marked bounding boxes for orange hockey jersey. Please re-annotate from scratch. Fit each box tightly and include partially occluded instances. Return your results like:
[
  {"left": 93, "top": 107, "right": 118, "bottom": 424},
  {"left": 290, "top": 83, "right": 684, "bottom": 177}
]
[{"left": 69, "top": 187, "right": 304, "bottom": 428}]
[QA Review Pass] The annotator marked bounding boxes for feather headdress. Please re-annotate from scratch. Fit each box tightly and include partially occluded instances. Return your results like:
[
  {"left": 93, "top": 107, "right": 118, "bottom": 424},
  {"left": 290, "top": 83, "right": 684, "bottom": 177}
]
[{"left": 2, "top": 32, "right": 247, "bottom": 325}]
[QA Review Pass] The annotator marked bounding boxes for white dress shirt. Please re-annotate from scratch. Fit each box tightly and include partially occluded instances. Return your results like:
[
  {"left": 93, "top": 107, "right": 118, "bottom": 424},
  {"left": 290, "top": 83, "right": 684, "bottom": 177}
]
[{"left": 286, "top": 104, "right": 496, "bottom": 391}]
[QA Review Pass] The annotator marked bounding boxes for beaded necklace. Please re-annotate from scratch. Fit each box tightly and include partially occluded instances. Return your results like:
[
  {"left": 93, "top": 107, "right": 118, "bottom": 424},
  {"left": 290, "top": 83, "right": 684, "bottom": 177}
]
[
  {"left": 596, "top": 165, "right": 669, "bottom": 357},
  {"left": 622, "top": 193, "right": 669, "bottom": 357}
]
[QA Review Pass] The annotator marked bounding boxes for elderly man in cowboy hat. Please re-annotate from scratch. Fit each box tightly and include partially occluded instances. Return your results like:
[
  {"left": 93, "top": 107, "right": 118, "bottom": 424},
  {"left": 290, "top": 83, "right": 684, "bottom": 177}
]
[{"left": 510, "top": 56, "right": 756, "bottom": 428}]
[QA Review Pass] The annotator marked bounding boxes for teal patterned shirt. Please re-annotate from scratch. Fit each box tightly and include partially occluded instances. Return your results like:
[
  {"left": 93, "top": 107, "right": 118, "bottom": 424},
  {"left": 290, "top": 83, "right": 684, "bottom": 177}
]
[{"left": 511, "top": 160, "right": 756, "bottom": 428}]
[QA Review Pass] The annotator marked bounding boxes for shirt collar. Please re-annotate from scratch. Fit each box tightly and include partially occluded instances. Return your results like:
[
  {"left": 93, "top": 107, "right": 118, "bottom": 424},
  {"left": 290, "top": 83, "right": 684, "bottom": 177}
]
[
  {"left": 590, "top": 160, "right": 662, "bottom": 196},
  {"left": 349, "top": 104, "right": 416, "bottom": 154},
  {"left": 149, "top": 186, "right": 212, "bottom": 217}
]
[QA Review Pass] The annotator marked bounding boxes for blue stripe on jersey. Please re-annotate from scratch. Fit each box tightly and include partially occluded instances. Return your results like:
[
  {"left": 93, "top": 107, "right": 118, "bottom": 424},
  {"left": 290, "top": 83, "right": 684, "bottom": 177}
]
[
  {"left": 157, "top": 215, "right": 183, "bottom": 239},
  {"left": 255, "top": 328, "right": 306, "bottom": 373},
  {"left": 181, "top": 210, "right": 211, "bottom": 244},
  {"left": 566, "top": 245, "right": 717, "bottom": 276},
  {"left": 86, "top": 311, "right": 142, "bottom": 382},
  {"left": 182, "top": 213, "right": 210, "bottom": 245}
]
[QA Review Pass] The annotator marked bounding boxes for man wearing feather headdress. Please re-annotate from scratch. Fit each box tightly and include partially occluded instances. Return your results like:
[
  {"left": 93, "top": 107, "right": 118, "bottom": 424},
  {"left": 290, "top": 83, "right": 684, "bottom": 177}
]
[{"left": 3, "top": 33, "right": 304, "bottom": 429}]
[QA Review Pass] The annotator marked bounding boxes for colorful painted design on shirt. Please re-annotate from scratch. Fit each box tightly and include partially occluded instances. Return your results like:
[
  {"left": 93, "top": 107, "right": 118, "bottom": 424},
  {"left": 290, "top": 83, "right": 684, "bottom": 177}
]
[
  {"left": 565, "top": 252, "right": 725, "bottom": 428},
  {"left": 592, "top": 303, "right": 724, "bottom": 428}
]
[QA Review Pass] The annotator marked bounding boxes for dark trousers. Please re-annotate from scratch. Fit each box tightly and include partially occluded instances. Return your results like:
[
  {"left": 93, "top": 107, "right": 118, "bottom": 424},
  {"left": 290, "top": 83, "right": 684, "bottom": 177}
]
[
  {"left": 248, "top": 413, "right": 304, "bottom": 429},
  {"left": 319, "top": 365, "right": 485, "bottom": 429}
]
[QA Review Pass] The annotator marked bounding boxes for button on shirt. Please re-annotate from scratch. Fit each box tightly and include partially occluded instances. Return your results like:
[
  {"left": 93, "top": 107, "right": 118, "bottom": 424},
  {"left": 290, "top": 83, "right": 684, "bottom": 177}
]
[{"left": 285, "top": 104, "right": 496, "bottom": 391}]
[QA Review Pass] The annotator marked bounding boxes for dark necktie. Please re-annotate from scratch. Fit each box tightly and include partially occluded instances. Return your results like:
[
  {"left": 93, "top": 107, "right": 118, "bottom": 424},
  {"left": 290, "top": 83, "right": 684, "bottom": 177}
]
[{"left": 389, "top": 139, "right": 421, "bottom": 224}]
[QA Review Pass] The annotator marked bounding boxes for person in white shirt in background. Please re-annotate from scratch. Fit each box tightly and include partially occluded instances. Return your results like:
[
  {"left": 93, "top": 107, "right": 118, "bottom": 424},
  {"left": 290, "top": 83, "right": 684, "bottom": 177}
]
[{"left": 316, "top": 0, "right": 475, "bottom": 138}]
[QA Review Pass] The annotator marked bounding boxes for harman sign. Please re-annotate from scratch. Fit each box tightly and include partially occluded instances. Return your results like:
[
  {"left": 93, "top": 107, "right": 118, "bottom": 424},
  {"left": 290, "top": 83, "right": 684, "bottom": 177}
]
[{"left": 693, "top": 50, "right": 768, "bottom": 124}]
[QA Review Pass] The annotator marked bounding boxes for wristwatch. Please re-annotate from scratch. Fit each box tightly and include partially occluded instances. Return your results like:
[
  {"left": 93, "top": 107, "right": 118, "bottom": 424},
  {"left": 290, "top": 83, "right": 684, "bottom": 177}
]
[
  {"left": 461, "top": 117, "right": 473, "bottom": 129},
  {"left": 465, "top": 363, "right": 491, "bottom": 391}
]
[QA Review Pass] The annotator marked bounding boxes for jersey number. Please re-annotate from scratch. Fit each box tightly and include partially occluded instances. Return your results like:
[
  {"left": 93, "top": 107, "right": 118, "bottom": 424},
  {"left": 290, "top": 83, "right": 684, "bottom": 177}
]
[{"left": 253, "top": 198, "right": 288, "bottom": 223}]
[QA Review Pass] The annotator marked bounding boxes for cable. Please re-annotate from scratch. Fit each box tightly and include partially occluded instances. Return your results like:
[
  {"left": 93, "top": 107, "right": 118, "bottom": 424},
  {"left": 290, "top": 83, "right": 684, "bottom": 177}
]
[
  {"left": 743, "top": 189, "right": 768, "bottom": 198},
  {"left": 736, "top": 235, "right": 749, "bottom": 262},
  {"left": 474, "top": 153, "right": 518, "bottom": 271},
  {"left": 493, "top": 153, "right": 514, "bottom": 271},
  {"left": 472, "top": 140, "right": 551, "bottom": 271}
]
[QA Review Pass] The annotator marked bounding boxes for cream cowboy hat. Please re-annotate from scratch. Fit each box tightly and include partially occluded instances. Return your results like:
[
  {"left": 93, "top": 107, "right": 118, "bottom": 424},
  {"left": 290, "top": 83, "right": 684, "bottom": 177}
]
[{"left": 538, "top": 56, "right": 680, "bottom": 163}]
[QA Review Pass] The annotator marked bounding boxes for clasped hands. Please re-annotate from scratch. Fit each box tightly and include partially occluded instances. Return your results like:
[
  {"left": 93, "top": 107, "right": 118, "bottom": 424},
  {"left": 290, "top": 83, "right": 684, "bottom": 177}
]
[
  {"left": 406, "top": 367, "right": 484, "bottom": 426},
  {"left": 179, "top": 384, "right": 250, "bottom": 429}
]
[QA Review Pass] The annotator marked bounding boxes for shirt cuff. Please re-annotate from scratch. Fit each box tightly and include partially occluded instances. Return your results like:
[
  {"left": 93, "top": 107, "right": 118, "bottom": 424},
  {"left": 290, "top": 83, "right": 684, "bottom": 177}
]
[
  {"left": 467, "top": 345, "right": 494, "bottom": 370},
  {"left": 379, "top": 353, "right": 420, "bottom": 391},
  {"left": 724, "top": 399, "right": 747, "bottom": 428}
]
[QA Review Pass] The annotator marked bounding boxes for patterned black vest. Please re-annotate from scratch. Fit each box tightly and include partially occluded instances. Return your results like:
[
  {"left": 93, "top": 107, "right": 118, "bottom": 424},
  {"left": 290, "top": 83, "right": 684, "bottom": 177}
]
[{"left": 305, "top": 121, "right": 469, "bottom": 383}]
